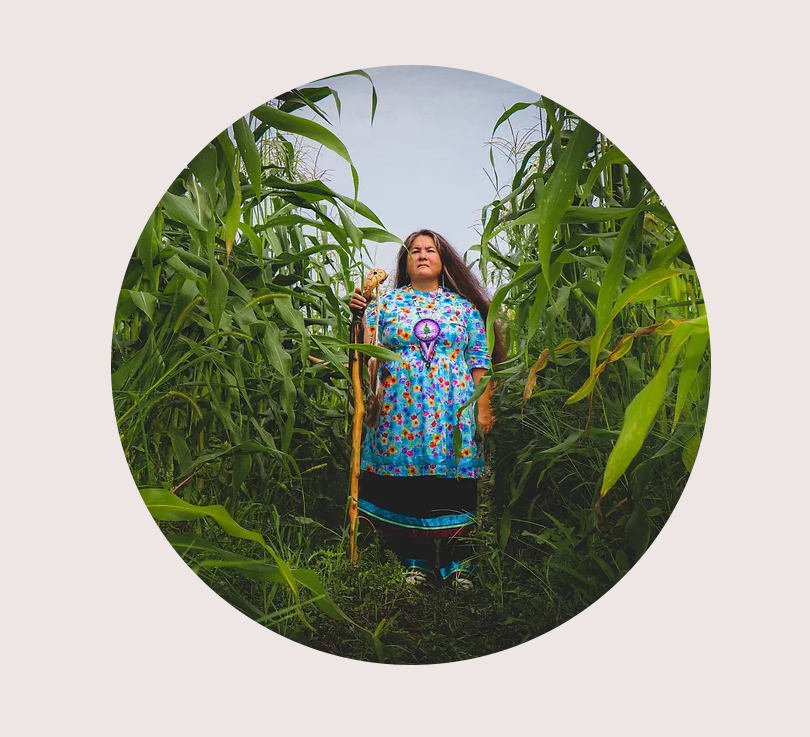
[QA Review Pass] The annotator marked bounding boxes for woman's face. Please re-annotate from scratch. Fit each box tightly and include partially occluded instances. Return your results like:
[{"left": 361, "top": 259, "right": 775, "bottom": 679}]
[{"left": 406, "top": 235, "right": 443, "bottom": 283}]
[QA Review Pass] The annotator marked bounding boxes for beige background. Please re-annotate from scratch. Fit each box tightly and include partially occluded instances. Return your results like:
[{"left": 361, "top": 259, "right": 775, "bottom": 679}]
[{"left": 2, "top": 1, "right": 807, "bottom": 734}]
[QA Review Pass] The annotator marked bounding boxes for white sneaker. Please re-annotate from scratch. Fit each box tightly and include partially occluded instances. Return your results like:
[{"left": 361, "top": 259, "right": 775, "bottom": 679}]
[
  {"left": 452, "top": 573, "right": 474, "bottom": 591},
  {"left": 404, "top": 569, "right": 428, "bottom": 586}
]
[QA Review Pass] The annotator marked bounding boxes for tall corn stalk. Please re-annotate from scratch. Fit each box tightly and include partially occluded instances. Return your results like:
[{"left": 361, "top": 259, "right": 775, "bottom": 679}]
[
  {"left": 112, "top": 74, "right": 395, "bottom": 650},
  {"left": 474, "top": 98, "right": 709, "bottom": 551}
]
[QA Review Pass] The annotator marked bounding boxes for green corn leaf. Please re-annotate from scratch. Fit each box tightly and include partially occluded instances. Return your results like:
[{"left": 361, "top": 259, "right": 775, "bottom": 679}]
[
  {"left": 278, "top": 86, "right": 339, "bottom": 121},
  {"left": 500, "top": 461, "right": 551, "bottom": 549},
  {"left": 579, "top": 146, "right": 629, "bottom": 203},
  {"left": 560, "top": 206, "right": 637, "bottom": 223},
  {"left": 272, "top": 243, "right": 343, "bottom": 265},
  {"left": 216, "top": 129, "right": 236, "bottom": 163},
  {"left": 262, "top": 175, "right": 382, "bottom": 226},
  {"left": 263, "top": 322, "right": 296, "bottom": 429},
  {"left": 263, "top": 212, "right": 349, "bottom": 248},
  {"left": 168, "top": 245, "right": 210, "bottom": 273},
  {"left": 609, "top": 336, "right": 635, "bottom": 362},
  {"left": 682, "top": 432, "right": 701, "bottom": 472},
  {"left": 166, "top": 425, "right": 193, "bottom": 475},
  {"left": 453, "top": 422, "right": 462, "bottom": 470},
  {"left": 140, "top": 488, "right": 298, "bottom": 596},
  {"left": 335, "top": 201, "right": 363, "bottom": 251},
  {"left": 252, "top": 105, "right": 353, "bottom": 162},
  {"left": 165, "top": 254, "right": 205, "bottom": 281},
  {"left": 127, "top": 290, "right": 157, "bottom": 321},
  {"left": 591, "top": 266, "right": 679, "bottom": 372},
  {"left": 223, "top": 159, "right": 242, "bottom": 260},
  {"left": 238, "top": 220, "right": 263, "bottom": 261},
  {"left": 594, "top": 196, "right": 654, "bottom": 337},
  {"left": 502, "top": 202, "right": 672, "bottom": 229},
  {"left": 275, "top": 295, "right": 310, "bottom": 361},
  {"left": 184, "top": 545, "right": 378, "bottom": 653},
  {"left": 456, "top": 374, "right": 491, "bottom": 416},
  {"left": 315, "top": 69, "right": 378, "bottom": 123},
  {"left": 650, "top": 231, "right": 687, "bottom": 269},
  {"left": 188, "top": 144, "right": 218, "bottom": 205},
  {"left": 499, "top": 510, "right": 512, "bottom": 551},
  {"left": 207, "top": 260, "right": 228, "bottom": 331},
  {"left": 224, "top": 269, "right": 252, "bottom": 305},
  {"left": 538, "top": 430, "right": 585, "bottom": 456},
  {"left": 361, "top": 227, "right": 403, "bottom": 244},
  {"left": 136, "top": 216, "right": 155, "bottom": 285},
  {"left": 625, "top": 501, "right": 650, "bottom": 558},
  {"left": 600, "top": 320, "right": 704, "bottom": 497},
  {"left": 541, "top": 97, "right": 563, "bottom": 153},
  {"left": 167, "top": 534, "right": 291, "bottom": 596},
  {"left": 566, "top": 367, "right": 604, "bottom": 405},
  {"left": 526, "top": 278, "right": 550, "bottom": 344},
  {"left": 252, "top": 104, "right": 359, "bottom": 197},
  {"left": 252, "top": 596, "right": 327, "bottom": 625},
  {"left": 263, "top": 322, "right": 292, "bottom": 376},
  {"left": 673, "top": 329, "right": 710, "bottom": 432},
  {"left": 485, "top": 261, "right": 542, "bottom": 354},
  {"left": 293, "top": 566, "right": 382, "bottom": 658},
  {"left": 289, "top": 568, "right": 351, "bottom": 626},
  {"left": 531, "top": 119, "right": 598, "bottom": 289},
  {"left": 231, "top": 452, "right": 251, "bottom": 496},
  {"left": 308, "top": 337, "right": 351, "bottom": 383},
  {"left": 614, "top": 269, "right": 685, "bottom": 314},
  {"left": 233, "top": 116, "right": 263, "bottom": 199},
  {"left": 161, "top": 191, "right": 206, "bottom": 231},
  {"left": 343, "top": 343, "right": 403, "bottom": 362},
  {"left": 570, "top": 253, "right": 608, "bottom": 270},
  {"left": 111, "top": 340, "right": 148, "bottom": 392},
  {"left": 492, "top": 100, "right": 541, "bottom": 135}
]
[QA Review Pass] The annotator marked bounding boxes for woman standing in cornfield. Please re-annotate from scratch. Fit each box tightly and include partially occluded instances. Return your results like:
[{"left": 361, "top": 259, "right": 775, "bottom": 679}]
[{"left": 350, "top": 229, "right": 505, "bottom": 589}]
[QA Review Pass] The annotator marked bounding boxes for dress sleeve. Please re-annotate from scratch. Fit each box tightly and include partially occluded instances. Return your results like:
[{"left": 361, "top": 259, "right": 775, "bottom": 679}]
[{"left": 464, "top": 301, "right": 491, "bottom": 370}]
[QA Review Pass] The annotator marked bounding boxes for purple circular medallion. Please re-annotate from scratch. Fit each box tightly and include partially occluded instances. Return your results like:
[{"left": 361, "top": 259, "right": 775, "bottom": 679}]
[
  {"left": 414, "top": 318, "right": 440, "bottom": 341},
  {"left": 414, "top": 318, "right": 442, "bottom": 361}
]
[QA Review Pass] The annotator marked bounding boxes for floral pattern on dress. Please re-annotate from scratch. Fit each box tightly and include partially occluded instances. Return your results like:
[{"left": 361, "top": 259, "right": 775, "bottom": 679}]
[{"left": 361, "top": 286, "right": 491, "bottom": 478}]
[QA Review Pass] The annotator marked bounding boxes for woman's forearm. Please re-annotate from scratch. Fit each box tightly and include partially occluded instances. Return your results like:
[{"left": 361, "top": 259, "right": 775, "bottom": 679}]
[{"left": 471, "top": 368, "right": 491, "bottom": 413}]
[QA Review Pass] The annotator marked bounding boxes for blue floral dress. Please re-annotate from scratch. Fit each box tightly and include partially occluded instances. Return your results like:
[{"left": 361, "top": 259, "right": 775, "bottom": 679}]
[{"left": 360, "top": 286, "right": 491, "bottom": 479}]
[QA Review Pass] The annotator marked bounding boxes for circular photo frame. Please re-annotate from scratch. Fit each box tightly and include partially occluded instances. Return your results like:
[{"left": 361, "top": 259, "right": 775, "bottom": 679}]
[{"left": 111, "top": 65, "right": 710, "bottom": 664}]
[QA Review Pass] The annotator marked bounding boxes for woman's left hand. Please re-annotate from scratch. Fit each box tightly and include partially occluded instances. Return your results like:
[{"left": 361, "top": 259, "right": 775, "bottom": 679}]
[{"left": 477, "top": 409, "right": 495, "bottom": 435}]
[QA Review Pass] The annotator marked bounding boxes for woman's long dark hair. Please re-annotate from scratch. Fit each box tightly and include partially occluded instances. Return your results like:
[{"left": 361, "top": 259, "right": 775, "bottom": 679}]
[{"left": 395, "top": 229, "right": 506, "bottom": 364}]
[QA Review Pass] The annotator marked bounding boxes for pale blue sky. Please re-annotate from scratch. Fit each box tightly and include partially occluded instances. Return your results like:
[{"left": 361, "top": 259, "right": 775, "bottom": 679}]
[{"left": 298, "top": 65, "right": 543, "bottom": 274}]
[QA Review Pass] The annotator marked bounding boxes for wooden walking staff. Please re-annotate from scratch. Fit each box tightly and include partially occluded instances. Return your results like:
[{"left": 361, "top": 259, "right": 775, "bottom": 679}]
[{"left": 348, "top": 268, "right": 387, "bottom": 564}]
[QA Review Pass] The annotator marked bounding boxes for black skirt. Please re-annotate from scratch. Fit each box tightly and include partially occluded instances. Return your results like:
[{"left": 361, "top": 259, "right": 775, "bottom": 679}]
[{"left": 358, "top": 471, "right": 477, "bottom": 539}]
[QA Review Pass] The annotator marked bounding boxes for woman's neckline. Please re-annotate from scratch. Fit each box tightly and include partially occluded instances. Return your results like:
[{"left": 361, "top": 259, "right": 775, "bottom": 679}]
[{"left": 405, "top": 285, "right": 443, "bottom": 296}]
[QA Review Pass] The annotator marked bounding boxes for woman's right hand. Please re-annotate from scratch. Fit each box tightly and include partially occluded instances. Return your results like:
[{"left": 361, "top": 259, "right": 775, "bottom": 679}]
[{"left": 349, "top": 287, "right": 368, "bottom": 316}]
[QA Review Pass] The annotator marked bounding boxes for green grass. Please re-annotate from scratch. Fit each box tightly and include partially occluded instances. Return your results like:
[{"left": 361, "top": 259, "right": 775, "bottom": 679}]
[{"left": 163, "top": 432, "right": 687, "bottom": 664}]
